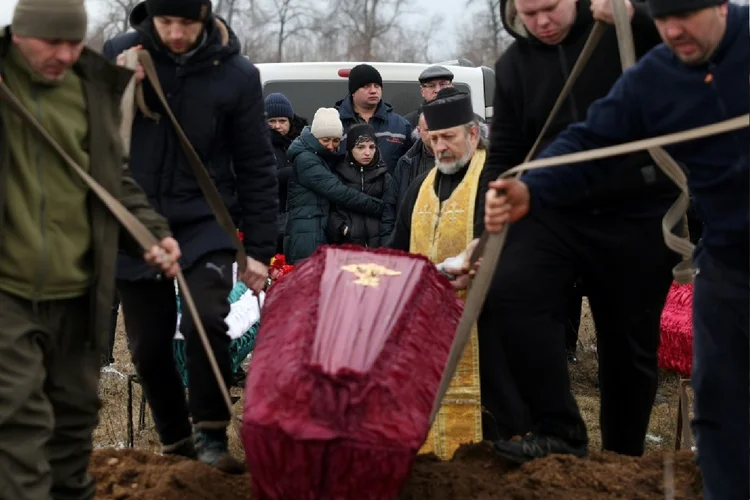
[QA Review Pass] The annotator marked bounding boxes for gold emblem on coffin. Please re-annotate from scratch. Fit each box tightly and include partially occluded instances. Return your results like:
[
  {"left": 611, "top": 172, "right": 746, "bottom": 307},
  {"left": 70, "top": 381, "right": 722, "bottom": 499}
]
[{"left": 340, "top": 263, "right": 402, "bottom": 287}]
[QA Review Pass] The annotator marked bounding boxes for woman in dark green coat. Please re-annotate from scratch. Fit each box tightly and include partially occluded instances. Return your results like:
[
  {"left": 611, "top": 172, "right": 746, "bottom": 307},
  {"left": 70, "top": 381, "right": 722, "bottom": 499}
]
[{"left": 284, "top": 108, "right": 384, "bottom": 263}]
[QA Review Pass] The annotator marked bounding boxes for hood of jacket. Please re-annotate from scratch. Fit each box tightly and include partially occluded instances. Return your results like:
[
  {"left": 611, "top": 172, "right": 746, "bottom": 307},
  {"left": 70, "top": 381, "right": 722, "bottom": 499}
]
[
  {"left": 501, "top": 0, "right": 595, "bottom": 46},
  {"left": 128, "top": 1, "right": 240, "bottom": 65},
  {"left": 289, "top": 114, "right": 309, "bottom": 140},
  {"left": 288, "top": 127, "right": 345, "bottom": 163},
  {"left": 335, "top": 95, "right": 393, "bottom": 122}
]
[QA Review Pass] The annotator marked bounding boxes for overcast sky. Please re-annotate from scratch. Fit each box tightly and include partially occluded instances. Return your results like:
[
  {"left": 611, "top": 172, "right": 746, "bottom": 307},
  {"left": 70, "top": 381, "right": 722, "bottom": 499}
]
[{"left": 0, "top": 0, "right": 462, "bottom": 59}]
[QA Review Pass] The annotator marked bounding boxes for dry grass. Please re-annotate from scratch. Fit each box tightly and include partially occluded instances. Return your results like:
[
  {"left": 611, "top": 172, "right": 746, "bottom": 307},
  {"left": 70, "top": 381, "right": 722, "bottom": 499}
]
[
  {"left": 572, "top": 298, "right": 688, "bottom": 452},
  {"left": 93, "top": 300, "right": 689, "bottom": 456}
]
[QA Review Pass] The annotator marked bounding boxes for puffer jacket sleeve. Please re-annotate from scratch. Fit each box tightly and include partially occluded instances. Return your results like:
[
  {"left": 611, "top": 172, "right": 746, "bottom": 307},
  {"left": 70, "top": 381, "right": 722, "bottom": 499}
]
[
  {"left": 228, "top": 63, "right": 279, "bottom": 264},
  {"left": 380, "top": 171, "right": 399, "bottom": 238},
  {"left": 380, "top": 172, "right": 397, "bottom": 237},
  {"left": 294, "top": 153, "right": 384, "bottom": 216}
]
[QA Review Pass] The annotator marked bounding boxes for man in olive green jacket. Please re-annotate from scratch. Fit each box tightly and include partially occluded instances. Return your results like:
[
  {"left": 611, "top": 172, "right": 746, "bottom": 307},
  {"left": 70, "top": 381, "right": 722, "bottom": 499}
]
[{"left": 0, "top": 0, "right": 181, "bottom": 498}]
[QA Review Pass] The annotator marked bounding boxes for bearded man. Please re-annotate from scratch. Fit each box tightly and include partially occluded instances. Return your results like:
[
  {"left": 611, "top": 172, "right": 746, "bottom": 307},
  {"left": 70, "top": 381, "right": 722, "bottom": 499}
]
[{"left": 387, "top": 87, "right": 525, "bottom": 459}]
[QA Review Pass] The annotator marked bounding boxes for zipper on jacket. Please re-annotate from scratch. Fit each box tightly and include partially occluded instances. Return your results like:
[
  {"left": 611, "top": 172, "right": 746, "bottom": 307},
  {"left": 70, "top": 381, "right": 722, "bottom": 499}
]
[
  {"left": 359, "top": 164, "right": 369, "bottom": 247},
  {"left": 556, "top": 47, "right": 580, "bottom": 122},
  {"left": 32, "top": 87, "right": 47, "bottom": 313}
]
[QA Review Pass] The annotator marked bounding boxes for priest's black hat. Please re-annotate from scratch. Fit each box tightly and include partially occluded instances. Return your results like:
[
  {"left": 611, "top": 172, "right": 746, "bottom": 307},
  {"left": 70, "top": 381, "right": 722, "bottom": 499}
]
[{"left": 422, "top": 87, "right": 474, "bottom": 131}]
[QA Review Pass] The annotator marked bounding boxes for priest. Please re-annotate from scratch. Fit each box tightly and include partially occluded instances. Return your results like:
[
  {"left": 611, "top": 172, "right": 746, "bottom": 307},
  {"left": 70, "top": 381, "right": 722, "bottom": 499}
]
[{"left": 387, "top": 88, "right": 526, "bottom": 458}]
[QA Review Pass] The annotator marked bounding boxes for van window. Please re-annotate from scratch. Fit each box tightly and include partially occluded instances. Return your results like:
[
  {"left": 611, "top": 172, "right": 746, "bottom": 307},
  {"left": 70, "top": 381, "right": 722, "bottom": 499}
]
[{"left": 263, "top": 81, "right": 471, "bottom": 122}]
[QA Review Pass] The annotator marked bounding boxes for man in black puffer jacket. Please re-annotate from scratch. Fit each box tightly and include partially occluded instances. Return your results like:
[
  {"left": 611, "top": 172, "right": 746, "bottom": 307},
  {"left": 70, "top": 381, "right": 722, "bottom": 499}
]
[
  {"left": 102, "top": 0, "right": 277, "bottom": 473},
  {"left": 475, "top": 0, "right": 677, "bottom": 462}
]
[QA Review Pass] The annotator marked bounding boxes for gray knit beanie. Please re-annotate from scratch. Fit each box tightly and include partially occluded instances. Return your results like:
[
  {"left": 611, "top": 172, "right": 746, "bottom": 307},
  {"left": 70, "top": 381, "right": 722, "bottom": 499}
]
[{"left": 12, "top": 0, "right": 88, "bottom": 41}]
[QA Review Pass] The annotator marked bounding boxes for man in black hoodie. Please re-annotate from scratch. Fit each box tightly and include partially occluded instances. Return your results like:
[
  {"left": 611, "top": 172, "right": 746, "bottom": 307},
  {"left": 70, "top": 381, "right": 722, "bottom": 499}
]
[
  {"left": 476, "top": 0, "right": 677, "bottom": 461},
  {"left": 102, "top": 0, "right": 277, "bottom": 473}
]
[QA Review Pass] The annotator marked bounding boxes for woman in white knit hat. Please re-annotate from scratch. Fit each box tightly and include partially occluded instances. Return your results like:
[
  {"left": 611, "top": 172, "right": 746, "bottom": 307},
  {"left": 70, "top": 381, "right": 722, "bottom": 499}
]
[{"left": 284, "top": 108, "right": 384, "bottom": 263}]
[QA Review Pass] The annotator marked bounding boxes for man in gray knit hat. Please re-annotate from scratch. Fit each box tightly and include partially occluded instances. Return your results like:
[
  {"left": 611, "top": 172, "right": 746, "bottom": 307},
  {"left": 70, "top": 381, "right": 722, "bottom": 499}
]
[{"left": 0, "top": 0, "right": 180, "bottom": 497}]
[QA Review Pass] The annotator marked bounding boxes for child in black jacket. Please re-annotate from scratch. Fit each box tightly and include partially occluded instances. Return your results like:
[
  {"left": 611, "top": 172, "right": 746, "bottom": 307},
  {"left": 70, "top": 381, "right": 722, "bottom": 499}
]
[{"left": 328, "top": 124, "right": 392, "bottom": 248}]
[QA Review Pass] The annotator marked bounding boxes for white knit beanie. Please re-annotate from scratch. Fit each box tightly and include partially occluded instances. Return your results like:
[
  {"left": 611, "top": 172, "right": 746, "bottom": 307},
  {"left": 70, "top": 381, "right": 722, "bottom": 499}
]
[{"left": 310, "top": 108, "right": 344, "bottom": 139}]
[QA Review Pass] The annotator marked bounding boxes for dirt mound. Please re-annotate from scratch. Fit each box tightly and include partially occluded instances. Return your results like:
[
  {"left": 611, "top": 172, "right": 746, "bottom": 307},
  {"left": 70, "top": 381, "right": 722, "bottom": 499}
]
[{"left": 91, "top": 443, "right": 702, "bottom": 499}]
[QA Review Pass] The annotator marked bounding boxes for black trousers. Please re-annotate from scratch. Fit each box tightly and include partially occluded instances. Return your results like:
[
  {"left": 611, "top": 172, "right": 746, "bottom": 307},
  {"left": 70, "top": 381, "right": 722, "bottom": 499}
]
[
  {"left": 480, "top": 207, "right": 676, "bottom": 455},
  {"left": 117, "top": 251, "right": 234, "bottom": 446}
]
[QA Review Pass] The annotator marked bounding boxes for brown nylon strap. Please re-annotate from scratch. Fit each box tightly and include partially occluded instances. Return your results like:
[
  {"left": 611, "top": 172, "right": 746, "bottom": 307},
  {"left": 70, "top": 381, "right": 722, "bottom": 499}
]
[
  {"left": 136, "top": 50, "right": 248, "bottom": 274},
  {"left": 610, "top": 0, "right": 696, "bottom": 284},
  {"left": 0, "top": 80, "right": 242, "bottom": 437}
]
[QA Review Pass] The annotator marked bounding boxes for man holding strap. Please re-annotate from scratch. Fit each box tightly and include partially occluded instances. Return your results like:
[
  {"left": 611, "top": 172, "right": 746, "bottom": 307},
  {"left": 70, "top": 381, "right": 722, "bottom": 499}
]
[
  {"left": 103, "top": 0, "right": 277, "bottom": 473},
  {"left": 484, "top": 0, "right": 748, "bottom": 496}
]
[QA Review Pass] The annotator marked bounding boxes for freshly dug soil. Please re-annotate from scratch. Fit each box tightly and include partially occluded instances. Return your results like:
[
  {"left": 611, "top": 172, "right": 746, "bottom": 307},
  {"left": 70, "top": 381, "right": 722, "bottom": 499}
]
[{"left": 91, "top": 443, "right": 702, "bottom": 499}]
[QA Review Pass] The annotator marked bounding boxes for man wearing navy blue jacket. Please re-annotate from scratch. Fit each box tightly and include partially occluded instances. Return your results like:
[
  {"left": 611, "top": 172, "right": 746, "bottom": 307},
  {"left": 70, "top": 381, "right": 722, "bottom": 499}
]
[
  {"left": 102, "top": 0, "right": 278, "bottom": 473},
  {"left": 484, "top": 1, "right": 748, "bottom": 497},
  {"left": 335, "top": 64, "right": 413, "bottom": 173}
]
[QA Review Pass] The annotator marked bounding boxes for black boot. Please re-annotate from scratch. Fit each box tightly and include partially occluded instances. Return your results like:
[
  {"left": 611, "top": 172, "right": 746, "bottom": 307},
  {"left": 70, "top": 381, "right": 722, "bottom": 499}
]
[
  {"left": 162, "top": 436, "right": 198, "bottom": 459},
  {"left": 493, "top": 433, "right": 588, "bottom": 464},
  {"left": 194, "top": 428, "right": 245, "bottom": 474}
]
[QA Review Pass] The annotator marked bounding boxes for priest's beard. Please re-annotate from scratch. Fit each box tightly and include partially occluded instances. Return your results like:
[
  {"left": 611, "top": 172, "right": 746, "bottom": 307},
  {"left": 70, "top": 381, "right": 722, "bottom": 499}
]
[{"left": 435, "top": 139, "right": 473, "bottom": 175}]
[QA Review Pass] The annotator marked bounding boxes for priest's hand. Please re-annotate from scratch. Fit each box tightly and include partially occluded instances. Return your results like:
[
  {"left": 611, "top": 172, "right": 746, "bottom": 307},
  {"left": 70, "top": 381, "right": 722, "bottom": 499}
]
[
  {"left": 485, "top": 179, "right": 531, "bottom": 233},
  {"left": 591, "top": 0, "right": 633, "bottom": 24},
  {"left": 445, "top": 241, "right": 482, "bottom": 291},
  {"left": 444, "top": 267, "right": 471, "bottom": 290}
]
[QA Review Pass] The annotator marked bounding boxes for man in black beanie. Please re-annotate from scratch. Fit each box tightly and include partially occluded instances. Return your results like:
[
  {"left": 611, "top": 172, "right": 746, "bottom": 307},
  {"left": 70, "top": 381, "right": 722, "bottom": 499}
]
[
  {"left": 335, "top": 63, "right": 412, "bottom": 173},
  {"left": 101, "top": 0, "right": 278, "bottom": 473},
  {"left": 485, "top": 0, "right": 748, "bottom": 498}
]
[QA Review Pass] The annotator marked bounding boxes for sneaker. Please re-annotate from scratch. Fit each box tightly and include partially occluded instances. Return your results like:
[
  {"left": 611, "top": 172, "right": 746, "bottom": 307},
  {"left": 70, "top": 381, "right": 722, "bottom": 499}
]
[
  {"left": 162, "top": 436, "right": 197, "bottom": 459},
  {"left": 194, "top": 428, "right": 245, "bottom": 474},
  {"left": 493, "top": 433, "right": 587, "bottom": 464}
]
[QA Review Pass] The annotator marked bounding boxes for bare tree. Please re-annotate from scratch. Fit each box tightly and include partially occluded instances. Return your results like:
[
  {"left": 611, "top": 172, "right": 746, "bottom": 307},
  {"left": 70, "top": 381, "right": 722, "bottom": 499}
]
[
  {"left": 90, "top": 0, "right": 140, "bottom": 40},
  {"left": 335, "top": 0, "right": 408, "bottom": 61},
  {"left": 455, "top": 0, "right": 513, "bottom": 66},
  {"left": 466, "top": 0, "right": 513, "bottom": 60},
  {"left": 377, "top": 14, "right": 443, "bottom": 63},
  {"left": 267, "top": 0, "right": 310, "bottom": 62}
]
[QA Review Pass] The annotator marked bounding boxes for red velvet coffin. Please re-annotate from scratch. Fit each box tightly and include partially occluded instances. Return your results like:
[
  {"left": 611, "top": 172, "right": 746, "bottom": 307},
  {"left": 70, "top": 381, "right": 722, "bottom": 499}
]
[
  {"left": 242, "top": 245, "right": 464, "bottom": 499},
  {"left": 658, "top": 281, "right": 694, "bottom": 377}
]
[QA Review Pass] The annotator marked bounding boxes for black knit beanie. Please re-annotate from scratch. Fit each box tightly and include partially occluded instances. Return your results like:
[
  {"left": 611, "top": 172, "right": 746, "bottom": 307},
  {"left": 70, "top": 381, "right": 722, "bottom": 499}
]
[
  {"left": 265, "top": 93, "right": 294, "bottom": 119},
  {"left": 146, "top": 0, "right": 212, "bottom": 21},
  {"left": 647, "top": 0, "right": 725, "bottom": 17},
  {"left": 348, "top": 64, "right": 383, "bottom": 94}
]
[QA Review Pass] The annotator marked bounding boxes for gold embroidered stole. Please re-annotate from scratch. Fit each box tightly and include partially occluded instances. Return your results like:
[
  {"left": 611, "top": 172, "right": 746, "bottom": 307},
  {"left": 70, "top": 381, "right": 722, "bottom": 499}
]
[{"left": 409, "top": 148, "right": 485, "bottom": 460}]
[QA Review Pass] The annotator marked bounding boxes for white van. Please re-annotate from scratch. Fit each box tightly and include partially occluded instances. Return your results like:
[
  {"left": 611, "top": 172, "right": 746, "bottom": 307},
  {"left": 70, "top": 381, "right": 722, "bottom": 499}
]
[{"left": 256, "top": 61, "right": 496, "bottom": 124}]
